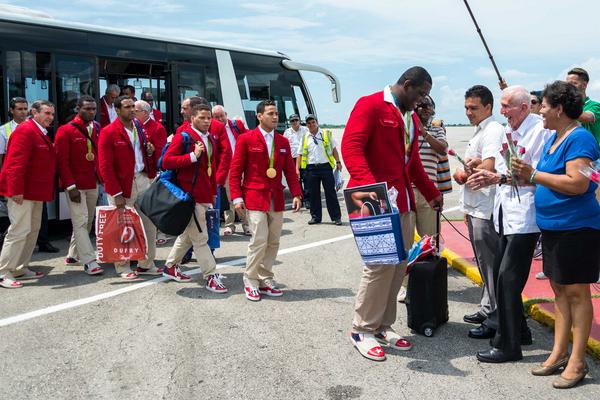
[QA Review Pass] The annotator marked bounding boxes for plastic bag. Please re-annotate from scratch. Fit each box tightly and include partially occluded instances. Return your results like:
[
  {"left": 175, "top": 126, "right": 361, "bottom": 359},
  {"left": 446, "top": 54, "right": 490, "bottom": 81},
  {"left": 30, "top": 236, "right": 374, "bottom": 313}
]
[{"left": 95, "top": 206, "right": 148, "bottom": 263}]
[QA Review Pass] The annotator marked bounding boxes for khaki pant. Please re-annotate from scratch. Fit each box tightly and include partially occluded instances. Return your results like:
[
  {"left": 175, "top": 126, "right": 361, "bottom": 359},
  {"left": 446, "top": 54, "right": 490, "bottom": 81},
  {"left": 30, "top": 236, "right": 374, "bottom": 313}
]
[
  {"left": 411, "top": 188, "right": 439, "bottom": 238},
  {"left": 0, "top": 199, "right": 43, "bottom": 278},
  {"left": 165, "top": 203, "right": 216, "bottom": 279},
  {"left": 352, "top": 211, "right": 415, "bottom": 333},
  {"left": 107, "top": 172, "right": 156, "bottom": 274},
  {"left": 223, "top": 178, "right": 248, "bottom": 233},
  {"left": 67, "top": 188, "right": 99, "bottom": 264},
  {"left": 244, "top": 209, "right": 284, "bottom": 288}
]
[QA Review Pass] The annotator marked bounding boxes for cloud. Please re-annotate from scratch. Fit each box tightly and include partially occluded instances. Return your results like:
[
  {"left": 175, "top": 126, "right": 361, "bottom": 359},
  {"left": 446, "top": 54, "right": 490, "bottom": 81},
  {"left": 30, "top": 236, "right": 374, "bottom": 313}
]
[
  {"left": 206, "top": 16, "right": 320, "bottom": 30},
  {"left": 475, "top": 67, "right": 534, "bottom": 80}
]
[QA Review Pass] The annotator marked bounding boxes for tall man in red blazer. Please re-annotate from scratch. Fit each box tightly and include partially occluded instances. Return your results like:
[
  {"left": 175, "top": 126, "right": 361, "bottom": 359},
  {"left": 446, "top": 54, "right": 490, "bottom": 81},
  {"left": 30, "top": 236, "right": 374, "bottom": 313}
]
[
  {"left": 0, "top": 100, "right": 56, "bottom": 288},
  {"left": 342, "top": 67, "right": 443, "bottom": 361},
  {"left": 212, "top": 104, "right": 250, "bottom": 235},
  {"left": 55, "top": 95, "right": 103, "bottom": 276},
  {"left": 229, "top": 100, "right": 302, "bottom": 302},
  {"left": 98, "top": 96, "right": 161, "bottom": 279},
  {"left": 161, "top": 104, "right": 228, "bottom": 293}
]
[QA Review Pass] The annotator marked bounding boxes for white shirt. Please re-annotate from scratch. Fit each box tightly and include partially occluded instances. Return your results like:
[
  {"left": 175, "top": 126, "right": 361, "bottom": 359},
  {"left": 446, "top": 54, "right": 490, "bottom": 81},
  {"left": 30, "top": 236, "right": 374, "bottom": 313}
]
[
  {"left": 459, "top": 115, "right": 504, "bottom": 219},
  {"left": 124, "top": 126, "right": 145, "bottom": 173},
  {"left": 301, "top": 129, "right": 337, "bottom": 165},
  {"left": 493, "top": 113, "right": 552, "bottom": 235},
  {"left": 0, "top": 120, "right": 19, "bottom": 155},
  {"left": 233, "top": 126, "right": 274, "bottom": 205},
  {"left": 104, "top": 98, "right": 117, "bottom": 123},
  {"left": 283, "top": 125, "right": 308, "bottom": 158},
  {"left": 190, "top": 126, "right": 211, "bottom": 163}
]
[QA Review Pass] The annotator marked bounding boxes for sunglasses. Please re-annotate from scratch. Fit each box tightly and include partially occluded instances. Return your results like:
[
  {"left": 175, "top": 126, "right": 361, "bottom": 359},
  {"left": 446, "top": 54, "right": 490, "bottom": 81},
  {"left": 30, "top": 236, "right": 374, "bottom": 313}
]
[{"left": 531, "top": 99, "right": 539, "bottom": 105}]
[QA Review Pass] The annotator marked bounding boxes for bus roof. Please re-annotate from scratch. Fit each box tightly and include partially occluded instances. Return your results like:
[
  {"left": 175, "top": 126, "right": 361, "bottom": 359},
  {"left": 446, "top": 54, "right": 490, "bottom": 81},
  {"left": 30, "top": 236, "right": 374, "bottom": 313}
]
[{"left": 0, "top": 10, "right": 290, "bottom": 59}]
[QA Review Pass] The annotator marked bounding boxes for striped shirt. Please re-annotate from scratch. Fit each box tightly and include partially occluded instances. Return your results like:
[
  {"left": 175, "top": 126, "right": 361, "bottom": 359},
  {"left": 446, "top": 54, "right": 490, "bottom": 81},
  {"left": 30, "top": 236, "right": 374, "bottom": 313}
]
[{"left": 416, "top": 124, "right": 447, "bottom": 182}]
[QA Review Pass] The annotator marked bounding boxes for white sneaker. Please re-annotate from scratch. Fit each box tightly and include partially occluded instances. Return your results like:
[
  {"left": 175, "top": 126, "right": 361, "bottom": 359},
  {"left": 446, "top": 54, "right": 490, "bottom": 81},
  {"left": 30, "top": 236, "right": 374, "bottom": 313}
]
[
  {"left": 84, "top": 261, "right": 104, "bottom": 276},
  {"left": 350, "top": 332, "right": 386, "bottom": 361},
  {"left": 375, "top": 329, "right": 413, "bottom": 351},
  {"left": 397, "top": 286, "right": 407, "bottom": 303},
  {"left": 535, "top": 271, "right": 548, "bottom": 280}
]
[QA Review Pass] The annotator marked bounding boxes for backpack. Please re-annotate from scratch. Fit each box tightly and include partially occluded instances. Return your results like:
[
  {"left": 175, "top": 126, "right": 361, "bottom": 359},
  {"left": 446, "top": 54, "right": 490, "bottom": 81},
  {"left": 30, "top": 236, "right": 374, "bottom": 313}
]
[{"left": 158, "top": 131, "right": 193, "bottom": 171}]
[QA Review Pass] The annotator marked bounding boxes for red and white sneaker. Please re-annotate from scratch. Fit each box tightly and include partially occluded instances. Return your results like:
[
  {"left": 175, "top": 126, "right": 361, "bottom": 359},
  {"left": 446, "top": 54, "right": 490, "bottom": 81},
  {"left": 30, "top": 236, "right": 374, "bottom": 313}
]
[
  {"left": 120, "top": 271, "right": 139, "bottom": 280},
  {"left": 65, "top": 257, "right": 79, "bottom": 266},
  {"left": 350, "top": 332, "right": 386, "bottom": 361},
  {"left": 0, "top": 276, "right": 23, "bottom": 288},
  {"left": 259, "top": 285, "right": 283, "bottom": 297},
  {"left": 14, "top": 269, "right": 44, "bottom": 280},
  {"left": 84, "top": 261, "right": 104, "bottom": 276},
  {"left": 245, "top": 286, "right": 261, "bottom": 302},
  {"left": 162, "top": 265, "right": 192, "bottom": 282},
  {"left": 206, "top": 274, "right": 228, "bottom": 293},
  {"left": 135, "top": 266, "right": 163, "bottom": 275},
  {"left": 375, "top": 330, "right": 412, "bottom": 351}
]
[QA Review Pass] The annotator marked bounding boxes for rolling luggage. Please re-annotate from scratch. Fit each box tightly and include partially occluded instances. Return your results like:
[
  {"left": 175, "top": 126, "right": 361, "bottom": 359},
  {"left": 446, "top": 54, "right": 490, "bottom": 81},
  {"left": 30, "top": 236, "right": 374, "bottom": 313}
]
[{"left": 405, "top": 214, "right": 448, "bottom": 337}]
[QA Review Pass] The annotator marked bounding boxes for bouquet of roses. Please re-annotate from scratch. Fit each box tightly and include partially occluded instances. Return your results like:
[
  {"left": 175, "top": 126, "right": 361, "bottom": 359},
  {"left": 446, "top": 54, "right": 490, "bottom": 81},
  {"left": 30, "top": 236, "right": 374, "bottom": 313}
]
[
  {"left": 501, "top": 131, "right": 526, "bottom": 202},
  {"left": 579, "top": 158, "right": 600, "bottom": 183}
]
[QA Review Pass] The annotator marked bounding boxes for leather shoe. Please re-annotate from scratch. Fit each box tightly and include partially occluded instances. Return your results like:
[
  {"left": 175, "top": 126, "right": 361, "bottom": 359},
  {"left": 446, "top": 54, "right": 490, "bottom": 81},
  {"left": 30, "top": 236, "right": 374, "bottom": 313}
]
[
  {"left": 334, "top": 219, "right": 343, "bottom": 226},
  {"left": 463, "top": 311, "right": 486, "bottom": 324},
  {"left": 308, "top": 219, "right": 321, "bottom": 225},
  {"left": 477, "top": 347, "right": 522, "bottom": 363},
  {"left": 38, "top": 242, "right": 59, "bottom": 253},
  {"left": 468, "top": 324, "right": 496, "bottom": 339}
]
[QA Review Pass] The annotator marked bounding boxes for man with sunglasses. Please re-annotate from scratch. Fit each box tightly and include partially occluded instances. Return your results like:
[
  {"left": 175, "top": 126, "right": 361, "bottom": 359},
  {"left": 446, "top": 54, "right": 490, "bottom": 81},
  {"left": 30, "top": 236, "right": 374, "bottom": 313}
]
[
  {"left": 297, "top": 114, "right": 342, "bottom": 225},
  {"left": 530, "top": 91, "right": 542, "bottom": 115}
]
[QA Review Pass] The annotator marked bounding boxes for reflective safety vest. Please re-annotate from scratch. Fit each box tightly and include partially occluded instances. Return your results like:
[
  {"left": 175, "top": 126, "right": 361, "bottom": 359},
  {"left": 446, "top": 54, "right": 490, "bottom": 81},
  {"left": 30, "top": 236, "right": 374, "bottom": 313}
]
[
  {"left": 300, "top": 129, "right": 335, "bottom": 169},
  {"left": 3, "top": 122, "right": 13, "bottom": 138}
]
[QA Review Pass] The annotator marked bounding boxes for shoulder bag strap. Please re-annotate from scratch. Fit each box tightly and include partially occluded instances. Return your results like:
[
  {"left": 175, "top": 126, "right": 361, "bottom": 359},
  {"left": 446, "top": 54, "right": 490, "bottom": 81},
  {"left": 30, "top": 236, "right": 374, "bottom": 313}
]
[{"left": 69, "top": 122, "right": 97, "bottom": 151}]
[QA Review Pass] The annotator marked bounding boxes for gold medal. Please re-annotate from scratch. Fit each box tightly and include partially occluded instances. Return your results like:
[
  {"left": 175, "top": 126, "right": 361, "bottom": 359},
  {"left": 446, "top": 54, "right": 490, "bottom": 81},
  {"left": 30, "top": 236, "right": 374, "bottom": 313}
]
[
  {"left": 266, "top": 167, "right": 277, "bottom": 179},
  {"left": 207, "top": 166, "right": 212, "bottom": 177},
  {"left": 85, "top": 152, "right": 95, "bottom": 162}
]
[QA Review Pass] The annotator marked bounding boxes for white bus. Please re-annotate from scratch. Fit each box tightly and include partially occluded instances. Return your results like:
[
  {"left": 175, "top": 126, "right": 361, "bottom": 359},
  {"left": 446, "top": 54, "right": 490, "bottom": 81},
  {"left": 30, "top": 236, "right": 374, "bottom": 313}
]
[{"left": 0, "top": 12, "right": 340, "bottom": 220}]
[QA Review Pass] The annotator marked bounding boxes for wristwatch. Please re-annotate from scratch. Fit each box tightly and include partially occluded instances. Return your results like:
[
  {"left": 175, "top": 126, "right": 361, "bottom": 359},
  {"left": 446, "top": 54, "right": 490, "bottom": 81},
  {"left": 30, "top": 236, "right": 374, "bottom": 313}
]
[{"left": 499, "top": 174, "right": 508, "bottom": 186}]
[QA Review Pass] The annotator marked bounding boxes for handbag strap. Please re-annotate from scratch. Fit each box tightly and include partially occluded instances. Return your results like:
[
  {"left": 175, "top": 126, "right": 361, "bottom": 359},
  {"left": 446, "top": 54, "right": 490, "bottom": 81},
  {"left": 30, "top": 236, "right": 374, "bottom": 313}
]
[{"left": 360, "top": 202, "right": 376, "bottom": 217}]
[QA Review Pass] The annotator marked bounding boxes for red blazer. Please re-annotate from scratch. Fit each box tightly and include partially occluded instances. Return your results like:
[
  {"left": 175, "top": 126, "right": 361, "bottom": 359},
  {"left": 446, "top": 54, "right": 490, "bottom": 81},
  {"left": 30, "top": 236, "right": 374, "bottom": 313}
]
[
  {"left": 161, "top": 130, "right": 217, "bottom": 204},
  {"left": 98, "top": 118, "right": 155, "bottom": 198},
  {"left": 177, "top": 120, "right": 232, "bottom": 187},
  {"left": 54, "top": 115, "right": 101, "bottom": 190},
  {"left": 0, "top": 119, "right": 56, "bottom": 201},
  {"left": 341, "top": 90, "right": 440, "bottom": 213},
  {"left": 99, "top": 96, "right": 112, "bottom": 128},
  {"left": 229, "top": 128, "right": 302, "bottom": 212},
  {"left": 141, "top": 117, "right": 167, "bottom": 171},
  {"left": 227, "top": 118, "right": 248, "bottom": 139},
  {"left": 151, "top": 108, "right": 163, "bottom": 125}
]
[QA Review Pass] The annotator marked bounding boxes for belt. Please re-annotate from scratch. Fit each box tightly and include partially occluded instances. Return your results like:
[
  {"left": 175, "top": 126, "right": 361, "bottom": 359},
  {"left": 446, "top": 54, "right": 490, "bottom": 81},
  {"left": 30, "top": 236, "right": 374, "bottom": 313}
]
[{"left": 306, "top": 163, "right": 330, "bottom": 168}]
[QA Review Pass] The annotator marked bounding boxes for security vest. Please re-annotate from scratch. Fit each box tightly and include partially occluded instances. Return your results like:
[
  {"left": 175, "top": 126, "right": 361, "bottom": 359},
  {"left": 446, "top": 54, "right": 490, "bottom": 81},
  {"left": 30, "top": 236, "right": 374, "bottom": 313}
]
[
  {"left": 3, "top": 121, "right": 14, "bottom": 138},
  {"left": 300, "top": 129, "right": 335, "bottom": 169}
]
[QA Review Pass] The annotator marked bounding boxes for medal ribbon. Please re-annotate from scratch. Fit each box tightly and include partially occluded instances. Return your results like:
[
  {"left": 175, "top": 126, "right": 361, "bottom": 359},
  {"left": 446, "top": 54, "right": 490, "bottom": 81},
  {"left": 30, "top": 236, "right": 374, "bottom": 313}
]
[
  {"left": 86, "top": 125, "right": 93, "bottom": 155},
  {"left": 269, "top": 135, "right": 275, "bottom": 169},
  {"left": 205, "top": 136, "right": 212, "bottom": 172}
]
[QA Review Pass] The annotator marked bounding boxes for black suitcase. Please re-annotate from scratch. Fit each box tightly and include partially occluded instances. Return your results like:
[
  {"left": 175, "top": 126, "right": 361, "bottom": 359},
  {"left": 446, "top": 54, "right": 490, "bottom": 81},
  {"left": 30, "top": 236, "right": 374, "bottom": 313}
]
[{"left": 405, "top": 215, "right": 449, "bottom": 337}]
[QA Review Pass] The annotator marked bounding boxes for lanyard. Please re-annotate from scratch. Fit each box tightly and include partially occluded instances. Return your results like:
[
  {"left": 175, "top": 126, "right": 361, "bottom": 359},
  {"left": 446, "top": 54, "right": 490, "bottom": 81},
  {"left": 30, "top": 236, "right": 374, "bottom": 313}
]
[
  {"left": 391, "top": 92, "right": 412, "bottom": 145},
  {"left": 268, "top": 134, "right": 275, "bottom": 169},
  {"left": 86, "top": 124, "right": 93, "bottom": 154},
  {"left": 204, "top": 135, "right": 212, "bottom": 170}
]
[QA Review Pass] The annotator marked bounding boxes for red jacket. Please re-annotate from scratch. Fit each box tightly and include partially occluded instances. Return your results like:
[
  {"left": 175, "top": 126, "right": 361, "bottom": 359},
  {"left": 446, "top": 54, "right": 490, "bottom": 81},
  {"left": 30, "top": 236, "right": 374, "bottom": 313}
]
[
  {"left": 177, "top": 120, "right": 232, "bottom": 186},
  {"left": 229, "top": 128, "right": 302, "bottom": 212},
  {"left": 161, "top": 129, "right": 217, "bottom": 204},
  {"left": 151, "top": 108, "right": 163, "bottom": 125},
  {"left": 98, "top": 118, "right": 155, "bottom": 198},
  {"left": 99, "top": 96, "right": 113, "bottom": 128},
  {"left": 226, "top": 118, "right": 248, "bottom": 139},
  {"left": 54, "top": 115, "right": 101, "bottom": 190},
  {"left": 141, "top": 117, "right": 167, "bottom": 171},
  {"left": 341, "top": 90, "right": 440, "bottom": 213},
  {"left": 0, "top": 119, "right": 56, "bottom": 201}
]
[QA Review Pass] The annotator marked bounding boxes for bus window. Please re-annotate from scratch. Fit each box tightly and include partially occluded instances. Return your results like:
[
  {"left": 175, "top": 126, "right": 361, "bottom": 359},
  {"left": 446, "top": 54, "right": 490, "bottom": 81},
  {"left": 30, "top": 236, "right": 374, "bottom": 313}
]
[
  {"left": 230, "top": 52, "right": 311, "bottom": 131},
  {"left": 56, "top": 55, "right": 95, "bottom": 124},
  {"left": 293, "top": 85, "right": 310, "bottom": 120},
  {"left": 175, "top": 64, "right": 221, "bottom": 126},
  {"left": 23, "top": 52, "right": 51, "bottom": 103}
]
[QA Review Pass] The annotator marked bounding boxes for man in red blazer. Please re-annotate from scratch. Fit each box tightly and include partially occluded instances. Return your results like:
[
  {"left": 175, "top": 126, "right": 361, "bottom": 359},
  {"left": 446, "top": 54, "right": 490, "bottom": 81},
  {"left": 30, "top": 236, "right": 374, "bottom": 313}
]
[
  {"left": 55, "top": 95, "right": 103, "bottom": 276},
  {"left": 141, "top": 91, "right": 163, "bottom": 126},
  {"left": 99, "top": 84, "right": 121, "bottom": 128},
  {"left": 0, "top": 100, "right": 56, "bottom": 288},
  {"left": 212, "top": 104, "right": 250, "bottom": 235},
  {"left": 98, "top": 96, "right": 160, "bottom": 279},
  {"left": 134, "top": 100, "right": 167, "bottom": 167},
  {"left": 342, "top": 67, "right": 443, "bottom": 361},
  {"left": 161, "top": 104, "right": 228, "bottom": 292},
  {"left": 229, "top": 100, "right": 302, "bottom": 301}
]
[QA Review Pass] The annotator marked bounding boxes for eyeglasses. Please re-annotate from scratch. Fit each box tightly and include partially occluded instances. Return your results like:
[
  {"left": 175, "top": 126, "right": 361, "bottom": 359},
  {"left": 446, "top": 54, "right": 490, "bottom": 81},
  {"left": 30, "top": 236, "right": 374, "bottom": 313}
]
[
  {"left": 531, "top": 100, "right": 539, "bottom": 105},
  {"left": 290, "top": 119, "right": 299, "bottom": 122}
]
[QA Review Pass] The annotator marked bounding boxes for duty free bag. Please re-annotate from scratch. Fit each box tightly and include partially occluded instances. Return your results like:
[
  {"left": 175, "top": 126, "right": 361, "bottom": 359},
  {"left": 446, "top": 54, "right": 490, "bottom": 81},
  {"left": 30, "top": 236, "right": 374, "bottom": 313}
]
[{"left": 95, "top": 206, "right": 148, "bottom": 263}]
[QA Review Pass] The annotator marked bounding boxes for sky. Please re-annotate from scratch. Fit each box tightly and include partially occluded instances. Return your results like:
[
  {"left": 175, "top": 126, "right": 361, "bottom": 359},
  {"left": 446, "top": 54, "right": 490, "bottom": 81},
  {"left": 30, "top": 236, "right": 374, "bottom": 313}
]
[{"left": 2, "top": 0, "right": 600, "bottom": 125}]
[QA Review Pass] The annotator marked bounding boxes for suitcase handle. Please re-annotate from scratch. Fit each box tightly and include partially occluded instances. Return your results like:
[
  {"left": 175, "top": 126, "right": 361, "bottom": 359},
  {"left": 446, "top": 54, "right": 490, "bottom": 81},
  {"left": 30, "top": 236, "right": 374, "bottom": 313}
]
[{"left": 435, "top": 211, "right": 441, "bottom": 255}]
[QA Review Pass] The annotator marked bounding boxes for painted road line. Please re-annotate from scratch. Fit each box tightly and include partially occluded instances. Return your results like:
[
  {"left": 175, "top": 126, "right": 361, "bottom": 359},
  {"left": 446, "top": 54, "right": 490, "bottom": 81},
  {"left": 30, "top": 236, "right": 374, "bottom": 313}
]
[{"left": 0, "top": 234, "right": 354, "bottom": 328}]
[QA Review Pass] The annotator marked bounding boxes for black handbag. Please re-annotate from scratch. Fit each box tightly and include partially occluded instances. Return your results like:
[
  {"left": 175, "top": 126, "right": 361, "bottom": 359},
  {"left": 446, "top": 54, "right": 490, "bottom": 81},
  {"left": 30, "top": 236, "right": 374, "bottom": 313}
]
[{"left": 136, "top": 166, "right": 201, "bottom": 236}]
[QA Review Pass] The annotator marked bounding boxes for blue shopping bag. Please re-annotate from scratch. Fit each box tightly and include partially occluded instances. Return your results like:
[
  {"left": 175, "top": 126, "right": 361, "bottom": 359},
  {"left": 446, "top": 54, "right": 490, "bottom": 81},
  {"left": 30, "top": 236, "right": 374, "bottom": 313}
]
[
  {"left": 349, "top": 210, "right": 407, "bottom": 265},
  {"left": 207, "top": 189, "right": 221, "bottom": 249}
]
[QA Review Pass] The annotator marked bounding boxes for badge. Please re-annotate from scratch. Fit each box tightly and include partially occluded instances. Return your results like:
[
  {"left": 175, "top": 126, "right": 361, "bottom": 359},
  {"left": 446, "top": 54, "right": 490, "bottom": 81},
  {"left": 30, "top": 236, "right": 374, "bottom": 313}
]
[
  {"left": 85, "top": 152, "right": 95, "bottom": 161},
  {"left": 207, "top": 166, "right": 212, "bottom": 177},
  {"left": 266, "top": 168, "right": 277, "bottom": 179}
]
